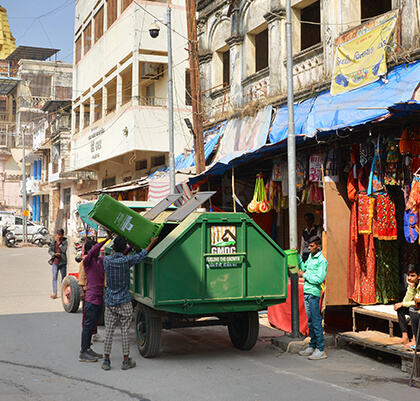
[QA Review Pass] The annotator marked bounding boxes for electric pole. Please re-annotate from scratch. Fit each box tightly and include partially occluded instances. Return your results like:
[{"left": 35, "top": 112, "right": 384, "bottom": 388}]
[{"left": 185, "top": 0, "right": 205, "bottom": 174}]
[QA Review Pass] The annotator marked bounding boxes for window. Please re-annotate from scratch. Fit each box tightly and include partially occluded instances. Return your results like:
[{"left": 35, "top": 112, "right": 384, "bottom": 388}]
[
  {"left": 94, "top": 6, "right": 104, "bottom": 43},
  {"left": 15, "top": 217, "right": 23, "bottom": 225},
  {"left": 145, "top": 83, "right": 155, "bottom": 106},
  {"left": 107, "top": 0, "right": 118, "bottom": 28},
  {"left": 83, "top": 102, "right": 90, "bottom": 128},
  {"left": 84, "top": 22, "right": 92, "bottom": 54},
  {"left": 151, "top": 155, "right": 165, "bottom": 167},
  {"left": 361, "top": 0, "right": 392, "bottom": 20},
  {"left": 93, "top": 90, "right": 103, "bottom": 122},
  {"left": 245, "top": 25, "right": 268, "bottom": 76},
  {"left": 185, "top": 69, "right": 192, "bottom": 106},
  {"left": 301, "top": 1, "right": 320, "bottom": 51},
  {"left": 63, "top": 188, "right": 71, "bottom": 220},
  {"left": 106, "top": 78, "right": 117, "bottom": 114},
  {"left": 255, "top": 30, "right": 268, "bottom": 72},
  {"left": 75, "top": 36, "right": 82, "bottom": 63},
  {"left": 102, "top": 177, "right": 116, "bottom": 188},
  {"left": 121, "top": 65, "right": 132, "bottom": 105},
  {"left": 121, "top": 0, "right": 132, "bottom": 13},
  {"left": 215, "top": 47, "right": 230, "bottom": 85},
  {"left": 74, "top": 107, "right": 80, "bottom": 132},
  {"left": 135, "top": 159, "right": 147, "bottom": 171}
]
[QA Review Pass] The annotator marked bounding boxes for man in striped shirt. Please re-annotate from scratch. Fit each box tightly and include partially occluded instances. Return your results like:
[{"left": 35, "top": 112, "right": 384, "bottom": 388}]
[{"left": 102, "top": 235, "right": 158, "bottom": 371}]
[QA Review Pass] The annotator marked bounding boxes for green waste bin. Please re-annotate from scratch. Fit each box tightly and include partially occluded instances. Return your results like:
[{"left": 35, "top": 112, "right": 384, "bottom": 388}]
[
  {"left": 284, "top": 249, "right": 299, "bottom": 274},
  {"left": 88, "top": 194, "right": 163, "bottom": 249}
]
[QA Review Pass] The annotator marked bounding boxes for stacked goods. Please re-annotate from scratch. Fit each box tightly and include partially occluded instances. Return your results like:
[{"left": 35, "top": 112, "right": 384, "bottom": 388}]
[
  {"left": 247, "top": 174, "right": 272, "bottom": 214},
  {"left": 88, "top": 194, "right": 163, "bottom": 249}
]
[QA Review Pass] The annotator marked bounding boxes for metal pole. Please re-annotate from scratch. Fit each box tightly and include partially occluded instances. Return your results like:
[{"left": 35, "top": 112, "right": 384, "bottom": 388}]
[
  {"left": 18, "top": 108, "right": 28, "bottom": 244},
  {"left": 166, "top": 6, "right": 175, "bottom": 195},
  {"left": 286, "top": 0, "right": 300, "bottom": 338}
]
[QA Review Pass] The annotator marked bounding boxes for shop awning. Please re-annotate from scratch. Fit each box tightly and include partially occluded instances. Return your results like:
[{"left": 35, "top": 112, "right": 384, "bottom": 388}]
[{"left": 270, "top": 59, "right": 420, "bottom": 142}]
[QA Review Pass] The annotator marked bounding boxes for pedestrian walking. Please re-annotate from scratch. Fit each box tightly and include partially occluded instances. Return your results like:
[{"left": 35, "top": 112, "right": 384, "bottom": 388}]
[
  {"left": 48, "top": 228, "right": 67, "bottom": 299},
  {"left": 297, "top": 235, "right": 328, "bottom": 360},
  {"left": 102, "top": 235, "right": 158, "bottom": 371}
]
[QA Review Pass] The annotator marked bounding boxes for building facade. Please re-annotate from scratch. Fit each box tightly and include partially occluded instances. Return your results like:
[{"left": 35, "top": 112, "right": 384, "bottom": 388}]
[
  {"left": 197, "top": 0, "right": 419, "bottom": 123},
  {"left": 70, "top": 0, "right": 192, "bottom": 194}
]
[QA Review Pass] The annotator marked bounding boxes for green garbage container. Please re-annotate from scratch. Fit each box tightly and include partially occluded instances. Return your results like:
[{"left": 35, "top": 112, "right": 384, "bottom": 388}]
[
  {"left": 284, "top": 249, "right": 299, "bottom": 274},
  {"left": 88, "top": 194, "right": 163, "bottom": 249}
]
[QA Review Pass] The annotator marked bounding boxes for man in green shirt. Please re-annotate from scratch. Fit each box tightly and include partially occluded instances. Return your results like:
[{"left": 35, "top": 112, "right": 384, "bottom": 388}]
[{"left": 297, "top": 235, "right": 328, "bottom": 360}]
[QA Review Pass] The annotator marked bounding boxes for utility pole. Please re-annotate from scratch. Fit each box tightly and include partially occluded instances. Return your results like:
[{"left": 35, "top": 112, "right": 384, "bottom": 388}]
[
  {"left": 17, "top": 105, "right": 28, "bottom": 244},
  {"left": 166, "top": 6, "right": 175, "bottom": 195},
  {"left": 286, "top": 0, "right": 300, "bottom": 338},
  {"left": 185, "top": 0, "right": 205, "bottom": 174}
]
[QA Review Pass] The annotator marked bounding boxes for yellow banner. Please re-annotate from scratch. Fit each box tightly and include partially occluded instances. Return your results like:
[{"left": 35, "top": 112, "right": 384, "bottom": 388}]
[{"left": 331, "top": 18, "right": 396, "bottom": 96}]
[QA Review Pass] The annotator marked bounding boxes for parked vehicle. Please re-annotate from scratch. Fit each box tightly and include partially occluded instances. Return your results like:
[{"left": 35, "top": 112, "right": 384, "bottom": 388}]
[
  {"left": 13, "top": 216, "right": 47, "bottom": 242},
  {"left": 31, "top": 227, "right": 50, "bottom": 247},
  {"left": 2, "top": 224, "right": 16, "bottom": 247}
]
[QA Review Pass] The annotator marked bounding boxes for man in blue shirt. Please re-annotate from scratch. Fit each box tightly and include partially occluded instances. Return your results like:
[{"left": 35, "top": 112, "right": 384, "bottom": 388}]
[
  {"left": 102, "top": 235, "right": 158, "bottom": 371},
  {"left": 297, "top": 235, "right": 328, "bottom": 360}
]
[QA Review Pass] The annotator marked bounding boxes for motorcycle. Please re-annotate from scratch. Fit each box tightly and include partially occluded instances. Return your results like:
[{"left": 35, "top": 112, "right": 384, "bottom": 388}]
[
  {"left": 2, "top": 225, "right": 16, "bottom": 248},
  {"left": 32, "top": 227, "right": 50, "bottom": 247}
]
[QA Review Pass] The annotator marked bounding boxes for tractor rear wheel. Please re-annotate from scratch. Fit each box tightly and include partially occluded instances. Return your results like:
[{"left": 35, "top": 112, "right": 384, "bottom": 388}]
[{"left": 61, "top": 275, "right": 80, "bottom": 313}]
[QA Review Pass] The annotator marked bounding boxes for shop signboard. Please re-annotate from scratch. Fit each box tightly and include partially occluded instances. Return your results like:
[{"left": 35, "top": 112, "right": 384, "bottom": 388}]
[{"left": 331, "top": 16, "right": 397, "bottom": 96}]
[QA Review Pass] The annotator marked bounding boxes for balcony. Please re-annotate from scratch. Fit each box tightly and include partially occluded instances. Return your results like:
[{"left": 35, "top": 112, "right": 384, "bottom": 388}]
[
  {"left": 242, "top": 66, "right": 270, "bottom": 104},
  {"left": 23, "top": 177, "right": 40, "bottom": 195}
]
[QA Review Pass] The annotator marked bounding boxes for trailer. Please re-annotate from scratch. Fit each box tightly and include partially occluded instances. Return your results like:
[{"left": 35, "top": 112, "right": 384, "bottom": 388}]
[{"left": 91, "top": 193, "right": 288, "bottom": 357}]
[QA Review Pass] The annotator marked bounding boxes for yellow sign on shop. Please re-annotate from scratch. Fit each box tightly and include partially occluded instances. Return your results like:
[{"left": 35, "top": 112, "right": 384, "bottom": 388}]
[{"left": 331, "top": 18, "right": 397, "bottom": 96}]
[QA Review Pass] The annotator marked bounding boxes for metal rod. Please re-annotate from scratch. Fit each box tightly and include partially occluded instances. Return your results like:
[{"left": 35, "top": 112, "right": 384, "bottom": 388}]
[
  {"left": 286, "top": 0, "right": 300, "bottom": 338},
  {"left": 166, "top": 6, "right": 175, "bottom": 195}
]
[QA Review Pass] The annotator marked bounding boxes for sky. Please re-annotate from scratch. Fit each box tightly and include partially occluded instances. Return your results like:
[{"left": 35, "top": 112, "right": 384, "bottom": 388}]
[{"left": 2, "top": 0, "right": 76, "bottom": 63}]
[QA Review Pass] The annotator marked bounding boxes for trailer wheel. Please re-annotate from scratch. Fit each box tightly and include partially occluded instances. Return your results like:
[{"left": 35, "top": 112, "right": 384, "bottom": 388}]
[
  {"left": 61, "top": 276, "right": 80, "bottom": 313},
  {"left": 228, "top": 311, "right": 259, "bottom": 350},
  {"left": 135, "top": 303, "right": 162, "bottom": 358}
]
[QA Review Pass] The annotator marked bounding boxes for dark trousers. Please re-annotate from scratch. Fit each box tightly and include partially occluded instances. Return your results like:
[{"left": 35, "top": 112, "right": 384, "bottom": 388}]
[
  {"left": 409, "top": 308, "right": 420, "bottom": 344},
  {"left": 397, "top": 306, "right": 410, "bottom": 334},
  {"left": 81, "top": 302, "right": 103, "bottom": 353}
]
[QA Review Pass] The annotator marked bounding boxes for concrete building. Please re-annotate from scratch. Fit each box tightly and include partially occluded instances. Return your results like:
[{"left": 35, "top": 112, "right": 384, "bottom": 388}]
[
  {"left": 197, "top": 0, "right": 419, "bottom": 123},
  {"left": 70, "top": 0, "right": 192, "bottom": 196}
]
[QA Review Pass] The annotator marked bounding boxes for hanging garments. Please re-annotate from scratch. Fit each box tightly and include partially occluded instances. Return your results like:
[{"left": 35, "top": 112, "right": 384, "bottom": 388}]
[
  {"left": 357, "top": 193, "right": 374, "bottom": 235},
  {"left": 373, "top": 193, "right": 397, "bottom": 240},
  {"left": 375, "top": 239, "right": 399, "bottom": 304},
  {"left": 404, "top": 209, "right": 419, "bottom": 243},
  {"left": 368, "top": 138, "right": 385, "bottom": 196}
]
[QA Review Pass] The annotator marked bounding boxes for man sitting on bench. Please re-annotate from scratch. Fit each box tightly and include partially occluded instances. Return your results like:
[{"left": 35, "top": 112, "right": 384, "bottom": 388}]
[{"left": 394, "top": 263, "right": 420, "bottom": 347}]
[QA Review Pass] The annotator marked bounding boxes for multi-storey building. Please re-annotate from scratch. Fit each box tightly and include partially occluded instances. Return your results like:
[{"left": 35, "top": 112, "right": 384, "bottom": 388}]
[{"left": 70, "top": 0, "right": 192, "bottom": 197}]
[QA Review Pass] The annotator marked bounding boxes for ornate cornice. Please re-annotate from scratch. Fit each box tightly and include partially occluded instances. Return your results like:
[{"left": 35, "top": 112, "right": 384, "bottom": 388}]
[
  {"left": 226, "top": 34, "right": 244, "bottom": 47},
  {"left": 264, "top": 8, "right": 286, "bottom": 23},
  {"left": 199, "top": 52, "right": 213, "bottom": 64}
]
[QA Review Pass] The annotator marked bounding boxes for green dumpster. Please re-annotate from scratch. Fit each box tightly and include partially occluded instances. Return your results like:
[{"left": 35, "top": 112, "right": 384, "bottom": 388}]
[{"left": 97, "top": 193, "right": 288, "bottom": 358}]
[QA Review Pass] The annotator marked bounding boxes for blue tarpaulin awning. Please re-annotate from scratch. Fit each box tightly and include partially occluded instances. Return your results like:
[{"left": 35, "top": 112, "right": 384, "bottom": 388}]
[{"left": 270, "top": 60, "right": 420, "bottom": 143}]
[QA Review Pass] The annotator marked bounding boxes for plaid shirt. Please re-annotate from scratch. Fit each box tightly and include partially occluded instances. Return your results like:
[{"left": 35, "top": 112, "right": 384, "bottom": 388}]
[{"left": 103, "top": 249, "right": 148, "bottom": 307}]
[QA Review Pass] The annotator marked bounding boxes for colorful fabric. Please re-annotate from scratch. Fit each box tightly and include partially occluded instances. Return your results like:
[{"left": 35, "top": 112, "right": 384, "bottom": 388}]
[
  {"left": 384, "top": 137, "right": 401, "bottom": 185},
  {"left": 404, "top": 210, "right": 419, "bottom": 243},
  {"left": 407, "top": 176, "right": 420, "bottom": 213},
  {"left": 360, "top": 141, "right": 374, "bottom": 167},
  {"left": 373, "top": 193, "right": 397, "bottom": 240},
  {"left": 375, "top": 239, "right": 399, "bottom": 304},
  {"left": 347, "top": 202, "right": 377, "bottom": 304},
  {"left": 358, "top": 194, "right": 374, "bottom": 234},
  {"left": 368, "top": 139, "right": 385, "bottom": 197}
]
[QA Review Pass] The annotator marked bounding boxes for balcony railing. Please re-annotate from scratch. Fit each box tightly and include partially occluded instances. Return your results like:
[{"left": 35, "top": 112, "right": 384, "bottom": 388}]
[{"left": 139, "top": 96, "right": 168, "bottom": 107}]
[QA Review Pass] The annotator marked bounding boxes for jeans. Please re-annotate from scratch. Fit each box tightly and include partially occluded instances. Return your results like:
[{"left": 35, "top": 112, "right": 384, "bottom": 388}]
[
  {"left": 81, "top": 302, "right": 103, "bottom": 353},
  {"left": 52, "top": 264, "right": 67, "bottom": 294},
  {"left": 304, "top": 294, "right": 324, "bottom": 351}
]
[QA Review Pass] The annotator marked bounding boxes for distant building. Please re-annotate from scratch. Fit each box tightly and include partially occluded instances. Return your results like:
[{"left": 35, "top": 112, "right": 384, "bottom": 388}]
[{"left": 70, "top": 0, "right": 192, "bottom": 199}]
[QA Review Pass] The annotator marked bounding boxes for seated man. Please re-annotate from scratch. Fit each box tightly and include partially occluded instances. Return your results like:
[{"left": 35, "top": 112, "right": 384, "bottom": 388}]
[{"left": 393, "top": 263, "right": 420, "bottom": 346}]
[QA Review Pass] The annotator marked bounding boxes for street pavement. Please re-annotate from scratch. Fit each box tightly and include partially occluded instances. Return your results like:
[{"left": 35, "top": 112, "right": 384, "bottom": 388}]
[{"left": 0, "top": 245, "right": 418, "bottom": 400}]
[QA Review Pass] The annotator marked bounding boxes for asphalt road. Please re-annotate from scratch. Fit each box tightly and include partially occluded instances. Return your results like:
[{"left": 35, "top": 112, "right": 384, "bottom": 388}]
[{"left": 0, "top": 245, "right": 418, "bottom": 400}]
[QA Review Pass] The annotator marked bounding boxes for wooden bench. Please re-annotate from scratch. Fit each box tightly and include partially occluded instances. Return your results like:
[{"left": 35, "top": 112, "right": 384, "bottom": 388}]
[{"left": 352, "top": 304, "right": 410, "bottom": 337}]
